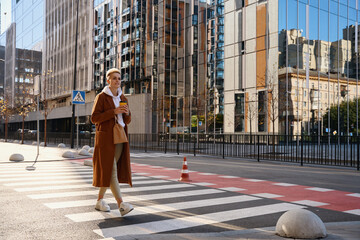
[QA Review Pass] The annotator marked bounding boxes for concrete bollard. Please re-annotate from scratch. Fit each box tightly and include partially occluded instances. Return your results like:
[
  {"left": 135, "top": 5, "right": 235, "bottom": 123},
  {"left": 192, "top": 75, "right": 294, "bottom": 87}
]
[
  {"left": 58, "top": 143, "right": 66, "bottom": 148},
  {"left": 78, "top": 149, "right": 91, "bottom": 156},
  {"left": 40, "top": 142, "right": 45, "bottom": 147},
  {"left": 84, "top": 159, "right": 93, "bottom": 167},
  {"left": 32, "top": 141, "right": 37, "bottom": 145},
  {"left": 62, "top": 151, "right": 75, "bottom": 158},
  {"left": 88, "top": 147, "right": 94, "bottom": 153},
  {"left": 9, "top": 153, "right": 24, "bottom": 162},
  {"left": 276, "top": 209, "right": 326, "bottom": 239},
  {"left": 82, "top": 145, "right": 90, "bottom": 150}
]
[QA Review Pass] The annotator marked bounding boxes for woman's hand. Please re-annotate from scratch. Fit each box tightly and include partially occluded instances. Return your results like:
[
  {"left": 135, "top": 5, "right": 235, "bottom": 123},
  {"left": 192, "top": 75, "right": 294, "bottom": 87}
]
[{"left": 114, "top": 105, "right": 129, "bottom": 115}]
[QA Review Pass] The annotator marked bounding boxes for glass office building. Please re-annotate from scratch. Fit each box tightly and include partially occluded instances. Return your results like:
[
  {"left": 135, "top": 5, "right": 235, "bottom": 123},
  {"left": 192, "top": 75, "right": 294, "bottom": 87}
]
[{"left": 278, "top": 0, "right": 359, "bottom": 136}]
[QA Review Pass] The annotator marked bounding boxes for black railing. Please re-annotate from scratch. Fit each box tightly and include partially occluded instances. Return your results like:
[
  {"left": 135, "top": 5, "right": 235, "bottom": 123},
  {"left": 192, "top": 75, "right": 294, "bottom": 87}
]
[{"left": 1, "top": 132, "right": 359, "bottom": 170}]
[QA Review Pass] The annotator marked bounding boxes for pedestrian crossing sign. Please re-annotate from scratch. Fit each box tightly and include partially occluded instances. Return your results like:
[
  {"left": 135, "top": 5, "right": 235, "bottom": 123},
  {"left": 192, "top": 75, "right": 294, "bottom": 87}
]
[{"left": 72, "top": 90, "right": 85, "bottom": 104}]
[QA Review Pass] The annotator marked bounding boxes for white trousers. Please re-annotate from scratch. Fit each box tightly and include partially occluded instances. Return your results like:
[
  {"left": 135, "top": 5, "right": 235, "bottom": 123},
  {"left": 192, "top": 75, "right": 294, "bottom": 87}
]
[{"left": 98, "top": 143, "right": 123, "bottom": 200}]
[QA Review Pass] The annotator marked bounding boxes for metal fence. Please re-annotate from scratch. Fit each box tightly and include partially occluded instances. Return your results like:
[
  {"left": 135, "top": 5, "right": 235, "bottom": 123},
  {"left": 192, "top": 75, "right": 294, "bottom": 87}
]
[{"left": 2, "top": 132, "right": 359, "bottom": 170}]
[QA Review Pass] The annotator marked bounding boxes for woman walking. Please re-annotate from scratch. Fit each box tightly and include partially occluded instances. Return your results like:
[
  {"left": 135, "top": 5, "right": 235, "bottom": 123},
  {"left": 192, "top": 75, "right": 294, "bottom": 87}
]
[{"left": 91, "top": 68, "right": 133, "bottom": 216}]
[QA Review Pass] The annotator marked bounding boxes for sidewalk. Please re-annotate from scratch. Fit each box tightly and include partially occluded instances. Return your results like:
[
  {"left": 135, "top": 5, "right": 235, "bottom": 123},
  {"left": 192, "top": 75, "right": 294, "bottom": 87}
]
[
  {"left": 0, "top": 141, "right": 89, "bottom": 163},
  {"left": 0, "top": 142, "right": 359, "bottom": 239}
]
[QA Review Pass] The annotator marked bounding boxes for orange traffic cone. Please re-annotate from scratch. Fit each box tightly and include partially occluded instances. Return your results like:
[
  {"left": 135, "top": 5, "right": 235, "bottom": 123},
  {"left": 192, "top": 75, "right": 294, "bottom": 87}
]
[{"left": 178, "top": 157, "right": 191, "bottom": 182}]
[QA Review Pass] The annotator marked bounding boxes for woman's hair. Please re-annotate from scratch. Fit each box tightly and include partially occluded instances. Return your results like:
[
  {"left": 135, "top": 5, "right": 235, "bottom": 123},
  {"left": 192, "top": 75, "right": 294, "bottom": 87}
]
[{"left": 106, "top": 68, "right": 121, "bottom": 80}]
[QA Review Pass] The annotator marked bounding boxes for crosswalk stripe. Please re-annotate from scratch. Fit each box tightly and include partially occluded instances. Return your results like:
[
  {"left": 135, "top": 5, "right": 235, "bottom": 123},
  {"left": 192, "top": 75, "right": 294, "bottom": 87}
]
[
  {"left": 14, "top": 180, "right": 169, "bottom": 192},
  {"left": 28, "top": 183, "right": 195, "bottom": 199},
  {"left": 3, "top": 176, "right": 149, "bottom": 187},
  {"left": 0, "top": 168, "right": 91, "bottom": 174},
  {"left": 0, "top": 174, "right": 94, "bottom": 182},
  {"left": 93, "top": 203, "right": 305, "bottom": 238},
  {"left": 47, "top": 189, "right": 222, "bottom": 210},
  {"left": 0, "top": 171, "right": 93, "bottom": 178},
  {"left": 66, "top": 195, "right": 259, "bottom": 222}
]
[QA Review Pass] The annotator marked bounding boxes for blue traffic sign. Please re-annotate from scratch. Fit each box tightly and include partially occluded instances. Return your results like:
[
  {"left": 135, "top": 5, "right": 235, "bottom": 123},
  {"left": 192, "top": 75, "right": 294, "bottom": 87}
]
[{"left": 72, "top": 90, "right": 85, "bottom": 104}]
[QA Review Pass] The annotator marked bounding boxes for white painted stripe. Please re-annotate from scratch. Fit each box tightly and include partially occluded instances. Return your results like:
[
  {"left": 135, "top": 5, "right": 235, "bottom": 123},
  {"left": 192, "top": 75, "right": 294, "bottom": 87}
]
[
  {"left": 0, "top": 171, "right": 93, "bottom": 178},
  {"left": 272, "top": 183, "right": 298, "bottom": 187},
  {"left": 243, "top": 179, "right": 265, "bottom": 182},
  {"left": 343, "top": 209, "right": 360, "bottom": 215},
  {"left": 47, "top": 189, "right": 222, "bottom": 210},
  {"left": 306, "top": 187, "right": 334, "bottom": 192},
  {"left": 4, "top": 176, "right": 148, "bottom": 186},
  {"left": 66, "top": 195, "right": 260, "bottom": 222},
  {"left": 191, "top": 182, "right": 216, "bottom": 186},
  {"left": 219, "top": 187, "right": 246, "bottom": 192},
  {"left": 150, "top": 176, "right": 169, "bottom": 178},
  {"left": 198, "top": 173, "right": 217, "bottom": 175},
  {"left": 135, "top": 173, "right": 151, "bottom": 175},
  {"left": 251, "top": 193, "right": 283, "bottom": 199},
  {"left": 93, "top": 203, "right": 305, "bottom": 238},
  {"left": 218, "top": 176, "right": 239, "bottom": 179},
  {"left": 28, "top": 183, "right": 195, "bottom": 199},
  {"left": 149, "top": 166, "right": 163, "bottom": 168},
  {"left": 162, "top": 168, "right": 177, "bottom": 171},
  {"left": 292, "top": 200, "right": 329, "bottom": 207},
  {"left": 0, "top": 174, "right": 94, "bottom": 182},
  {"left": 0, "top": 167, "right": 90, "bottom": 173},
  {"left": 346, "top": 193, "right": 360, "bottom": 198}
]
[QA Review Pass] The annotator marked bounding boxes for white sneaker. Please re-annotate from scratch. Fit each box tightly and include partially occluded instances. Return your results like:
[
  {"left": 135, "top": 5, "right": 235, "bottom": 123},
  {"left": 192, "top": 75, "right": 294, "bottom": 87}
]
[
  {"left": 119, "top": 202, "right": 134, "bottom": 216},
  {"left": 95, "top": 199, "right": 110, "bottom": 212}
]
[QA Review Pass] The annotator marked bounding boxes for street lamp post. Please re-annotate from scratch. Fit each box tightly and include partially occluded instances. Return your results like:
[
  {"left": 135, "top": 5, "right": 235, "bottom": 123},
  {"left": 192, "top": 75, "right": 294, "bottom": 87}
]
[{"left": 70, "top": 0, "right": 80, "bottom": 149}]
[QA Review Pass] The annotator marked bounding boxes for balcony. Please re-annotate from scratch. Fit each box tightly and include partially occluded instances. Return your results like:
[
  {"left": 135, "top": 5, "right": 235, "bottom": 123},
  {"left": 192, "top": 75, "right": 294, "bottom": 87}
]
[{"left": 122, "top": 7, "right": 130, "bottom": 16}]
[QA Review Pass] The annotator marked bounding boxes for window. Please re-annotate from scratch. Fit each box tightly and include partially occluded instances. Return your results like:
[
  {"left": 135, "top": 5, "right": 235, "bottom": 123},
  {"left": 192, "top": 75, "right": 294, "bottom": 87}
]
[{"left": 235, "top": 93, "right": 245, "bottom": 132}]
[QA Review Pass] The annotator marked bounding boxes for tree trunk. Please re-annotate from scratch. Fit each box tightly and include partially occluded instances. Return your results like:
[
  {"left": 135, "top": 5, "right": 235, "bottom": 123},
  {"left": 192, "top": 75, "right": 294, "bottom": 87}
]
[
  {"left": 21, "top": 115, "right": 25, "bottom": 144},
  {"left": 5, "top": 115, "right": 8, "bottom": 142},
  {"left": 44, "top": 113, "right": 47, "bottom": 147}
]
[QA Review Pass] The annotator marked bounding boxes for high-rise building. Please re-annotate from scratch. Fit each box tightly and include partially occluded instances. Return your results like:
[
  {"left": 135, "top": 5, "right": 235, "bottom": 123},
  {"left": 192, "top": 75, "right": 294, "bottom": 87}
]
[
  {"left": 42, "top": 0, "right": 93, "bottom": 131},
  {"left": 93, "top": 0, "right": 119, "bottom": 91}
]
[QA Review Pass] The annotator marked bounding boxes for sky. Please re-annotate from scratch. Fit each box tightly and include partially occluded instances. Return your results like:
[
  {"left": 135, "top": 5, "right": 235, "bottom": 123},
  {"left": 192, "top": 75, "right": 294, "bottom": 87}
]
[{"left": 0, "top": 0, "right": 11, "bottom": 34}]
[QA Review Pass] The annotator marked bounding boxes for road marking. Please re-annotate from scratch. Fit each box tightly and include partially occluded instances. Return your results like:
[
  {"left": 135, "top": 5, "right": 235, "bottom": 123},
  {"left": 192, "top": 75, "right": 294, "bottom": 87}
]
[
  {"left": 218, "top": 175, "right": 239, "bottom": 178},
  {"left": 219, "top": 187, "right": 246, "bottom": 192},
  {"left": 346, "top": 193, "right": 360, "bottom": 198},
  {"left": 15, "top": 179, "right": 167, "bottom": 192},
  {"left": 243, "top": 179, "right": 265, "bottom": 182},
  {"left": 0, "top": 171, "right": 93, "bottom": 178},
  {"left": 3, "top": 176, "right": 148, "bottom": 186},
  {"left": 93, "top": 203, "right": 305, "bottom": 238},
  {"left": 306, "top": 187, "right": 334, "bottom": 192},
  {"left": 292, "top": 200, "right": 329, "bottom": 207},
  {"left": 251, "top": 193, "right": 284, "bottom": 198},
  {"left": 0, "top": 174, "right": 94, "bottom": 182},
  {"left": 66, "top": 195, "right": 260, "bottom": 222},
  {"left": 47, "top": 189, "right": 222, "bottom": 210},
  {"left": 28, "top": 183, "right": 195, "bottom": 199},
  {"left": 0, "top": 167, "right": 90, "bottom": 174},
  {"left": 191, "top": 182, "right": 216, "bottom": 186},
  {"left": 272, "top": 183, "right": 298, "bottom": 187},
  {"left": 343, "top": 209, "right": 360, "bottom": 215},
  {"left": 198, "top": 173, "right": 217, "bottom": 175}
]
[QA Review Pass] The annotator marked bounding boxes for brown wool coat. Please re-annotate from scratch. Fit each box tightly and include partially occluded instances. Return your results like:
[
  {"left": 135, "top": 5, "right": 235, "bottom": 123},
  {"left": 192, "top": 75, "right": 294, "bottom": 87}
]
[{"left": 91, "top": 92, "right": 132, "bottom": 187}]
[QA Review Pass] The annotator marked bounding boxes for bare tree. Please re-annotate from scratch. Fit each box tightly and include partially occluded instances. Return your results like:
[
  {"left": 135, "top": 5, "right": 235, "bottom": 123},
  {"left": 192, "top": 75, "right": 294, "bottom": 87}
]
[
  {"left": 0, "top": 99, "right": 16, "bottom": 142},
  {"left": 244, "top": 93, "right": 258, "bottom": 141},
  {"left": 15, "top": 83, "right": 36, "bottom": 144}
]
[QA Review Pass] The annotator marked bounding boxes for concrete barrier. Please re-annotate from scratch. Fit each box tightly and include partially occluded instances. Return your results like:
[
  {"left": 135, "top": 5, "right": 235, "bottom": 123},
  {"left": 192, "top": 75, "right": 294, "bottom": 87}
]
[
  {"left": 276, "top": 209, "right": 326, "bottom": 239},
  {"left": 9, "top": 153, "right": 24, "bottom": 162}
]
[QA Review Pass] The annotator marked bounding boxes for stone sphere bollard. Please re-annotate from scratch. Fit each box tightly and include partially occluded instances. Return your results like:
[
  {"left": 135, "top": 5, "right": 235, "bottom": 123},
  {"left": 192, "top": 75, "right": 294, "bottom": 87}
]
[
  {"left": 32, "top": 141, "right": 37, "bottom": 145},
  {"left": 62, "top": 151, "right": 75, "bottom": 158},
  {"left": 9, "top": 153, "right": 24, "bottom": 162},
  {"left": 276, "top": 209, "right": 326, "bottom": 239},
  {"left": 84, "top": 159, "right": 93, "bottom": 167},
  {"left": 82, "top": 145, "right": 90, "bottom": 150},
  {"left": 88, "top": 147, "right": 94, "bottom": 153},
  {"left": 40, "top": 142, "right": 45, "bottom": 147},
  {"left": 58, "top": 143, "right": 66, "bottom": 148},
  {"left": 78, "top": 149, "right": 91, "bottom": 156}
]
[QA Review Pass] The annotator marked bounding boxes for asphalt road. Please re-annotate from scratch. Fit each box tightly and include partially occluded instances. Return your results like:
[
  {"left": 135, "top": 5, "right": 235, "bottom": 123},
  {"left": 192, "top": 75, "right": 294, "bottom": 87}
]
[{"left": 0, "top": 151, "right": 359, "bottom": 240}]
